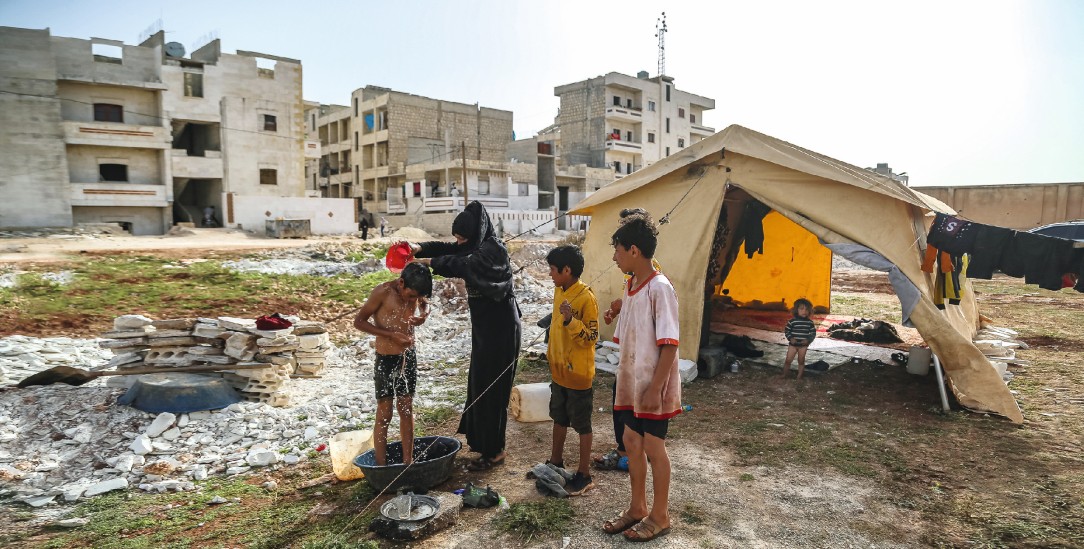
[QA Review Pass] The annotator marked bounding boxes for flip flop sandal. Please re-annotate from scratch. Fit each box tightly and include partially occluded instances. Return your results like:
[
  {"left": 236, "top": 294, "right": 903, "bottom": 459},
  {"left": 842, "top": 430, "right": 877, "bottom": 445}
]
[
  {"left": 466, "top": 455, "right": 505, "bottom": 471},
  {"left": 602, "top": 511, "right": 642, "bottom": 535},
  {"left": 624, "top": 517, "right": 671, "bottom": 542}
]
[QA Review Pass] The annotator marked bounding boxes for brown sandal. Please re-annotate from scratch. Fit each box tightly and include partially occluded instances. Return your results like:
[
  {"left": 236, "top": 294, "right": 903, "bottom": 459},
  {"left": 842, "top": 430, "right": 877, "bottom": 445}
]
[
  {"left": 602, "top": 511, "right": 642, "bottom": 535},
  {"left": 623, "top": 517, "right": 671, "bottom": 542}
]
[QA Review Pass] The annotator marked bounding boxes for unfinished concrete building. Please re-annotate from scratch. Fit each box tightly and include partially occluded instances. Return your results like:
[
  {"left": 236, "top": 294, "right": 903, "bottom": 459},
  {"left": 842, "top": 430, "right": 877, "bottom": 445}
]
[
  {"left": 554, "top": 71, "right": 715, "bottom": 178},
  {"left": 0, "top": 26, "right": 306, "bottom": 235},
  {"left": 303, "top": 103, "right": 352, "bottom": 199},
  {"left": 352, "top": 86, "right": 515, "bottom": 214},
  {"left": 507, "top": 127, "right": 616, "bottom": 216}
]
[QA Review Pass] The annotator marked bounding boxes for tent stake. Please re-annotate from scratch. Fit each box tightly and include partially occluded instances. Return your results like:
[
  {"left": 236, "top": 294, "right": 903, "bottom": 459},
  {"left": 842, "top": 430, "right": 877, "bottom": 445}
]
[{"left": 932, "top": 355, "right": 950, "bottom": 413}]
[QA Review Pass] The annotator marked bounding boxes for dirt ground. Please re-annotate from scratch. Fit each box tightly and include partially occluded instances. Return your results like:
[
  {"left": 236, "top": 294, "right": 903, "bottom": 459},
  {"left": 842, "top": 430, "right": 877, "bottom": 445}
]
[{"left": 2, "top": 231, "right": 1082, "bottom": 548}]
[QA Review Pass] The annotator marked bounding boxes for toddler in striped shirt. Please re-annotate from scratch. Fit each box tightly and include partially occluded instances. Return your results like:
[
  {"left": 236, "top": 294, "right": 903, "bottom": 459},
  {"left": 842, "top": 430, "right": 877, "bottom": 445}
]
[{"left": 782, "top": 298, "right": 816, "bottom": 379}]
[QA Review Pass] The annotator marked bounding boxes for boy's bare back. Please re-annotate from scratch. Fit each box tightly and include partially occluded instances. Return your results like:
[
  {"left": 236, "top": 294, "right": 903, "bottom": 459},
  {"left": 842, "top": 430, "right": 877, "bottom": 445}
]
[{"left": 356, "top": 281, "right": 418, "bottom": 355}]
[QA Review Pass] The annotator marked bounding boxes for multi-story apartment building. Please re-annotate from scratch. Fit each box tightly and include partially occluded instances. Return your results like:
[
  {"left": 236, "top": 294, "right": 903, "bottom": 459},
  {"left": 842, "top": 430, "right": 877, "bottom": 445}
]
[
  {"left": 0, "top": 26, "right": 306, "bottom": 235},
  {"left": 304, "top": 103, "right": 352, "bottom": 199},
  {"left": 307, "top": 86, "right": 519, "bottom": 215},
  {"left": 554, "top": 71, "right": 715, "bottom": 177}
]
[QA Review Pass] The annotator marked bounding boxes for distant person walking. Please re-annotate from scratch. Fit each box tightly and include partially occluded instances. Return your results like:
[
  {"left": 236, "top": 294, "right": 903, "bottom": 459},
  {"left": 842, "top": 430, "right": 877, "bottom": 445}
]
[
  {"left": 380, "top": 217, "right": 388, "bottom": 238},
  {"left": 359, "top": 216, "right": 369, "bottom": 240},
  {"left": 202, "top": 205, "right": 218, "bottom": 228}
]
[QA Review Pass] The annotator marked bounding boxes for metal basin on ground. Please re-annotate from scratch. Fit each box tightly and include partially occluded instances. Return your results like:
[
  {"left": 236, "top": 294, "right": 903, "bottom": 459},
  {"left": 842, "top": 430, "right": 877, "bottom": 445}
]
[
  {"left": 353, "top": 436, "right": 461, "bottom": 492},
  {"left": 117, "top": 373, "right": 242, "bottom": 413}
]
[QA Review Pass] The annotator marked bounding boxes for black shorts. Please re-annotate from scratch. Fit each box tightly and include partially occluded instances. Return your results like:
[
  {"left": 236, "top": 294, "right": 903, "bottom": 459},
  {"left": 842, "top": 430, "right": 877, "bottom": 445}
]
[
  {"left": 549, "top": 383, "right": 593, "bottom": 434},
  {"left": 789, "top": 338, "right": 811, "bottom": 348},
  {"left": 374, "top": 349, "right": 417, "bottom": 399},
  {"left": 616, "top": 409, "right": 669, "bottom": 440}
]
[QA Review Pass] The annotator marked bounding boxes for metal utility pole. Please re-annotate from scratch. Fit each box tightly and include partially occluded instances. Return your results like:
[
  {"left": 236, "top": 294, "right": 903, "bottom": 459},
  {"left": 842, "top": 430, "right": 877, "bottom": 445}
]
[
  {"left": 444, "top": 129, "right": 451, "bottom": 199},
  {"left": 461, "top": 140, "right": 469, "bottom": 207}
]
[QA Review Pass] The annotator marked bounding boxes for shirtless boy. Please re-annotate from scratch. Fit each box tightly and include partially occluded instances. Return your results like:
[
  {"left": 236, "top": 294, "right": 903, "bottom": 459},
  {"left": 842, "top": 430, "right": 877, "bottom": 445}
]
[{"left": 354, "top": 262, "right": 433, "bottom": 465}]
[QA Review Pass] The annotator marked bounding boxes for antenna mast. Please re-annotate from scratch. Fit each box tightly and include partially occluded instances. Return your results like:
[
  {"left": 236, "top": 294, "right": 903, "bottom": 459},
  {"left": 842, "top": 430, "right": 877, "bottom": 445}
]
[{"left": 655, "top": 12, "right": 667, "bottom": 77}]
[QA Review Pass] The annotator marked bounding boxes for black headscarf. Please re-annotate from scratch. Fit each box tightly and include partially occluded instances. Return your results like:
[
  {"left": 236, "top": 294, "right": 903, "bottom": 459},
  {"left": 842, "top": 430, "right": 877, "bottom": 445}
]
[
  {"left": 453, "top": 201, "right": 492, "bottom": 252},
  {"left": 431, "top": 201, "right": 514, "bottom": 301}
]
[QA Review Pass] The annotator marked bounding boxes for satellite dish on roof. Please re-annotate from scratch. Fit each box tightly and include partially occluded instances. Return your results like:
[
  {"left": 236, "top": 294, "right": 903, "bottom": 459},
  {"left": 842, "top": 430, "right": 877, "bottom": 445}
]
[{"left": 164, "top": 42, "right": 185, "bottom": 58}]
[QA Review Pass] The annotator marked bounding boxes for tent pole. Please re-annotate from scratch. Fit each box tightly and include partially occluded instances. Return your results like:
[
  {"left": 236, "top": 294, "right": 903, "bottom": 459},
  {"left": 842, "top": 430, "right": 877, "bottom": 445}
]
[{"left": 932, "top": 355, "right": 950, "bottom": 413}]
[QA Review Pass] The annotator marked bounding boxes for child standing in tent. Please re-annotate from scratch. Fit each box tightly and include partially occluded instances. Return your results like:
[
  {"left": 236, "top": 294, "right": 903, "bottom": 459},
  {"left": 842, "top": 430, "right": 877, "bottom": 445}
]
[
  {"left": 602, "top": 212, "right": 680, "bottom": 542},
  {"left": 781, "top": 298, "right": 816, "bottom": 379}
]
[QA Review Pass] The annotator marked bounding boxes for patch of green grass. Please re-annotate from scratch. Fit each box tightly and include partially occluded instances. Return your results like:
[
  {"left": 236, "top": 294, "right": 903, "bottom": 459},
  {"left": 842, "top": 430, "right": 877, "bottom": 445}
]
[
  {"left": 493, "top": 499, "right": 574, "bottom": 543},
  {"left": 680, "top": 502, "right": 708, "bottom": 524},
  {"left": 417, "top": 405, "right": 458, "bottom": 428},
  {"left": 739, "top": 473, "right": 755, "bottom": 482}
]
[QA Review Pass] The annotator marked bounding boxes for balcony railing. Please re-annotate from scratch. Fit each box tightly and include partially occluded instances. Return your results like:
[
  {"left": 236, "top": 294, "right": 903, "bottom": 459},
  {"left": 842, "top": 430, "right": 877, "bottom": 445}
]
[
  {"left": 604, "top": 106, "right": 643, "bottom": 122},
  {"left": 70, "top": 183, "right": 167, "bottom": 207},
  {"left": 690, "top": 124, "right": 716, "bottom": 136},
  {"left": 62, "top": 120, "right": 171, "bottom": 149},
  {"left": 605, "top": 138, "right": 643, "bottom": 151}
]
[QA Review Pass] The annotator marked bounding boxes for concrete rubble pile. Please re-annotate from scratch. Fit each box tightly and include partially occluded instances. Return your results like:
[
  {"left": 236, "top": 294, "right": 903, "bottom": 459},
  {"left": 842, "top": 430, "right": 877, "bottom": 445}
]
[
  {"left": 102, "top": 314, "right": 335, "bottom": 406},
  {"left": 0, "top": 243, "right": 556, "bottom": 510}
]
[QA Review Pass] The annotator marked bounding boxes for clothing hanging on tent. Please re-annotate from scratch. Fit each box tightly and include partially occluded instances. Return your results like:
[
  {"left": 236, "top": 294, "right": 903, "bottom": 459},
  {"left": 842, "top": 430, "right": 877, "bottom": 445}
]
[
  {"left": 738, "top": 200, "right": 771, "bottom": 259},
  {"left": 926, "top": 213, "right": 1082, "bottom": 293}
]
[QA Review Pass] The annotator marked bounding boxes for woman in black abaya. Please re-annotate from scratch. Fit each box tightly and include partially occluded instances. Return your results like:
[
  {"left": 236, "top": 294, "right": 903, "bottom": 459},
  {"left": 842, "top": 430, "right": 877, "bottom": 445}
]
[{"left": 408, "top": 201, "right": 521, "bottom": 470}]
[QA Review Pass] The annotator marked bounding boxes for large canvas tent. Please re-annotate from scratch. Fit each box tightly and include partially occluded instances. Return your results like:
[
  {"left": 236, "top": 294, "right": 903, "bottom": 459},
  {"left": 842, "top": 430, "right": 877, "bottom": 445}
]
[{"left": 571, "top": 125, "right": 1023, "bottom": 423}]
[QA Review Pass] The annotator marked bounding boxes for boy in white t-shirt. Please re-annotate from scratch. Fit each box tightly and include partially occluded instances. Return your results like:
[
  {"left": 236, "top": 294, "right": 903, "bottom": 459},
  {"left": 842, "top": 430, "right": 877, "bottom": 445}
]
[{"left": 600, "top": 213, "right": 680, "bottom": 542}]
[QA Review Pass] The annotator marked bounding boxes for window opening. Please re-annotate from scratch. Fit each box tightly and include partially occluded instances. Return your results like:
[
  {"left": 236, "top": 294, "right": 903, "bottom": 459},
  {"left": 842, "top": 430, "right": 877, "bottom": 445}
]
[
  {"left": 679, "top": 107, "right": 685, "bottom": 118},
  {"left": 613, "top": 96, "right": 621, "bottom": 106},
  {"left": 647, "top": 133, "right": 655, "bottom": 143},
  {"left": 99, "top": 163, "right": 128, "bottom": 182},
  {"left": 92, "top": 43, "right": 122, "bottom": 64},
  {"left": 183, "top": 72, "right": 203, "bottom": 98},
  {"left": 94, "top": 103, "right": 124, "bottom": 123},
  {"left": 260, "top": 168, "right": 278, "bottom": 185},
  {"left": 263, "top": 114, "right": 277, "bottom": 132}
]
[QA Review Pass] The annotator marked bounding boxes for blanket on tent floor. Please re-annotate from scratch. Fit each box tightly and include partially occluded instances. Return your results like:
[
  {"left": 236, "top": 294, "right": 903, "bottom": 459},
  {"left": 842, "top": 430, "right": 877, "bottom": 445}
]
[{"left": 711, "top": 308, "right": 924, "bottom": 351}]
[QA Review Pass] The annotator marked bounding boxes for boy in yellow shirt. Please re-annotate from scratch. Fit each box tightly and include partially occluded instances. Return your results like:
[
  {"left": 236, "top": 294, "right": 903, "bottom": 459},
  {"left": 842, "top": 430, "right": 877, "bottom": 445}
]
[{"left": 545, "top": 245, "right": 599, "bottom": 495}]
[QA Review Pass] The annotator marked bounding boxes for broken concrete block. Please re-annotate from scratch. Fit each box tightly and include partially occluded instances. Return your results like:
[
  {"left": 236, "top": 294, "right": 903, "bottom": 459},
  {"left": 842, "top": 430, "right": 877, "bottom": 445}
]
[
  {"left": 130, "top": 435, "right": 152, "bottom": 455},
  {"left": 147, "top": 329, "right": 195, "bottom": 339},
  {"left": 370, "top": 491, "right": 462, "bottom": 541},
  {"left": 250, "top": 327, "right": 294, "bottom": 339},
  {"left": 151, "top": 318, "right": 197, "bottom": 330},
  {"left": 56, "top": 517, "right": 89, "bottom": 528},
  {"left": 292, "top": 322, "right": 327, "bottom": 335},
  {"left": 104, "top": 351, "right": 144, "bottom": 369},
  {"left": 161, "top": 427, "right": 181, "bottom": 442},
  {"left": 224, "top": 333, "right": 256, "bottom": 360},
  {"left": 83, "top": 478, "right": 128, "bottom": 497},
  {"left": 146, "top": 413, "right": 177, "bottom": 437},
  {"left": 102, "top": 327, "right": 155, "bottom": 339},
  {"left": 298, "top": 333, "right": 330, "bottom": 351},
  {"left": 23, "top": 494, "right": 56, "bottom": 508},
  {"left": 144, "top": 348, "right": 195, "bottom": 366},
  {"left": 98, "top": 338, "right": 148, "bottom": 350},
  {"left": 678, "top": 359, "right": 698, "bottom": 384},
  {"left": 114, "top": 314, "right": 154, "bottom": 330},
  {"left": 193, "top": 323, "right": 227, "bottom": 338},
  {"left": 186, "top": 346, "right": 224, "bottom": 356},
  {"left": 218, "top": 317, "right": 256, "bottom": 331},
  {"left": 245, "top": 449, "right": 279, "bottom": 467},
  {"left": 256, "top": 335, "right": 297, "bottom": 347},
  {"left": 147, "top": 336, "right": 199, "bottom": 347}
]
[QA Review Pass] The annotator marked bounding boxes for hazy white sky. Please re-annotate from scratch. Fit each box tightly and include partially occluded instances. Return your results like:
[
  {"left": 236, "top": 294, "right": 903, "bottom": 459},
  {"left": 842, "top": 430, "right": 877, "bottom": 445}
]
[{"left": 3, "top": 0, "right": 1082, "bottom": 186}]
